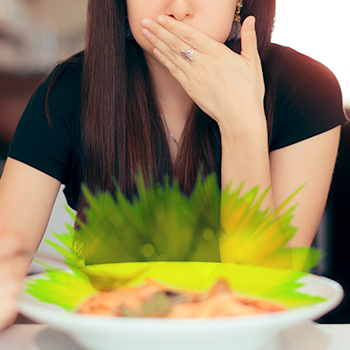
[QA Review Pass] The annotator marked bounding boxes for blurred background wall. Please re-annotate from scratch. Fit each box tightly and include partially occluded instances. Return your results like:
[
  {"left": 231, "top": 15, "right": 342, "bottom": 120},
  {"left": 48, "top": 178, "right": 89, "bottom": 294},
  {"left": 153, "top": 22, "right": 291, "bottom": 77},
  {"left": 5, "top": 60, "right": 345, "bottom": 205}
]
[
  {"left": 0, "top": 0, "right": 86, "bottom": 164},
  {"left": 0, "top": 0, "right": 86, "bottom": 73},
  {"left": 0, "top": 0, "right": 349, "bottom": 323}
]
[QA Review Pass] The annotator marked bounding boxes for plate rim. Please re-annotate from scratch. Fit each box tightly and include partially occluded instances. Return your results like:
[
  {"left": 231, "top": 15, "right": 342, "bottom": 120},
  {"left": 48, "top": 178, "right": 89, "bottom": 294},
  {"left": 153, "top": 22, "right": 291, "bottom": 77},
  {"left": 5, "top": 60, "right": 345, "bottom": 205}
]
[{"left": 19, "top": 268, "right": 344, "bottom": 331}]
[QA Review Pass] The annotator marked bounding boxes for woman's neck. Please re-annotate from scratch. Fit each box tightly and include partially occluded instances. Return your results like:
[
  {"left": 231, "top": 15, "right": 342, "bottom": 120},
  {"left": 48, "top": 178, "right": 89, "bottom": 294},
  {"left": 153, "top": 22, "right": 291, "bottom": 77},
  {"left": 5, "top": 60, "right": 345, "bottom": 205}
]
[
  {"left": 146, "top": 53, "right": 193, "bottom": 163},
  {"left": 146, "top": 53, "right": 192, "bottom": 123}
]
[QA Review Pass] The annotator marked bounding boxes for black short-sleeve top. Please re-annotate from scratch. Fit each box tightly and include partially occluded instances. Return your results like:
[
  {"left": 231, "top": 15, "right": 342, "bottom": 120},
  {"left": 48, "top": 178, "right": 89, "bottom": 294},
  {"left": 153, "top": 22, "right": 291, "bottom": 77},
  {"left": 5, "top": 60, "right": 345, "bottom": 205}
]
[{"left": 8, "top": 44, "right": 348, "bottom": 210}]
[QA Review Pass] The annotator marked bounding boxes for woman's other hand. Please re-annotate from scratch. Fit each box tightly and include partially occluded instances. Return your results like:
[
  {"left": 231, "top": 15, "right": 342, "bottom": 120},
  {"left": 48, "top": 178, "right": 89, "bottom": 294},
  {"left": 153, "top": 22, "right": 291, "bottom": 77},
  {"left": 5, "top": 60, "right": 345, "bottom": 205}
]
[
  {"left": 0, "top": 221, "right": 29, "bottom": 330},
  {"left": 140, "top": 15, "right": 266, "bottom": 136},
  {"left": 0, "top": 158, "right": 62, "bottom": 330}
]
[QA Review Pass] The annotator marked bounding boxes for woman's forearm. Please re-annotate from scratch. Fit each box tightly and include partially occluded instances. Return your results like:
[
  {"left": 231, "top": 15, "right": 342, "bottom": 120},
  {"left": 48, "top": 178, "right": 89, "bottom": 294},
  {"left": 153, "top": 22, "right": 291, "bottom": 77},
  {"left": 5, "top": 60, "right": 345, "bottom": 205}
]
[
  {"left": 218, "top": 117, "right": 298, "bottom": 264},
  {"left": 219, "top": 114, "right": 274, "bottom": 208}
]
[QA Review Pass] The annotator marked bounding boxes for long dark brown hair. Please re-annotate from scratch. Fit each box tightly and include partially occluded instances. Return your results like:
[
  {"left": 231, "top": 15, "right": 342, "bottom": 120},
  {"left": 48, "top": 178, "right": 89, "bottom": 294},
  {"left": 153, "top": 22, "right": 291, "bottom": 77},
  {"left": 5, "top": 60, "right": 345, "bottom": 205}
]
[{"left": 46, "top": 0, "right": 276, "bottom": 216}]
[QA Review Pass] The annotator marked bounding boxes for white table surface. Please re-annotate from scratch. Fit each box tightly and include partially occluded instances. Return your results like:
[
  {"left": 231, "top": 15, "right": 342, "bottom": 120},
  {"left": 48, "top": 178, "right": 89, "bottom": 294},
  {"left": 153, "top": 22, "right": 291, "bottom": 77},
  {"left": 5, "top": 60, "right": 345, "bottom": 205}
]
[{"left": 1, "top": 322, "right": 350, "bottom": 350}]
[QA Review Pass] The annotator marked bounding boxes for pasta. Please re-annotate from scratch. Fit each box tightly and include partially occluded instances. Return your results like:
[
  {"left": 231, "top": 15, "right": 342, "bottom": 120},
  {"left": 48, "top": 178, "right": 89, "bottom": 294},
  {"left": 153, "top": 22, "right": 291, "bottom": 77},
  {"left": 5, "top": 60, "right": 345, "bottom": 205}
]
[{"left": 78, "top": 279, "right": 285, "bottom": 318}]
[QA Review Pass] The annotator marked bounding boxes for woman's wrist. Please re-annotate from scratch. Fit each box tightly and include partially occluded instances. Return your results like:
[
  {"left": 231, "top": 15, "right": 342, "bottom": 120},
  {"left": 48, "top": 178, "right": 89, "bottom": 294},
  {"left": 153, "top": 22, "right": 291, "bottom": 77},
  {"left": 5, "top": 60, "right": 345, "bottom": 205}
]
[
  {"left": 218, "top": 114, "right": 268, "bottom": 149},
  {"left": 216, "top": 103, "right": 266, "bottom": 141},
  {"left": 219, "top": 109, "right": 271, "bottom": 196}
]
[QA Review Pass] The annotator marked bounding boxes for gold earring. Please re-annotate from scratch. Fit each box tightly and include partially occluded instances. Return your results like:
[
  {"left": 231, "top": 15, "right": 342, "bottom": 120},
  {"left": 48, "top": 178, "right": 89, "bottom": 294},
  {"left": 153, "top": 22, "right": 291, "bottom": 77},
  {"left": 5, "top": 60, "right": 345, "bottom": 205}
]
[
  {"left": 234, "top": 0, "right": 243, "bottom": 22},
  {"left": 226, "top": 0, "right": 243, "bottom": 42}
]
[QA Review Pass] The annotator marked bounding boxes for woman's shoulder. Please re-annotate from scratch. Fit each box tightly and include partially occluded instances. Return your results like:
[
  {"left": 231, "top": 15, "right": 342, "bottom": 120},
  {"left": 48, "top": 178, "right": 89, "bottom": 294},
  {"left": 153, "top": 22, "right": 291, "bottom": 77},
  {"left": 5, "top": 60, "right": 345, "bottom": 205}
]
[
  {"left": 266, "top": 43, "right": 344, "bottom": 108},
  {"left": 267, "top": 43, "right": 340, "bottom": 92},
  {"left": 46, "top": 51, "right": 84, "bottom": 94},
  {"left": 267, "top": 43, "right": 322, "bottom": 68},
  {"left": 28, "top": 51, "right": 84, "bottom": 118},
  {"left": 8, "top": 52, "right": 84, "bottom": 189},
  {"left": 57, "top": 51, "right": 84, "bottom": 76},
  {"left": 267, "top": 44, "right": 347, "bottom": 151}
]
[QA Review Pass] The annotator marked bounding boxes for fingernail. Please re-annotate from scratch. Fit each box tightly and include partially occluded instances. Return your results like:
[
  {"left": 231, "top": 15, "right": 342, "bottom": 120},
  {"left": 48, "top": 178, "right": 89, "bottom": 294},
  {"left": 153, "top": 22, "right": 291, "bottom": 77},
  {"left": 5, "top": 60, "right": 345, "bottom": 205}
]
[
  {"left": 154, "top": 48, "right": 162, "bottom": 57},
  {"left": 248, "top": 17, "right": 255, "bottom": 29},
  {"left": 157, "top": 16, "right": 166, "bottom": 25},
  {"left": 141, "top": 19, "right": 151, "bottom": 28},
  {"left": 141, "top": 28, "right": 152, "bottom": 38}
]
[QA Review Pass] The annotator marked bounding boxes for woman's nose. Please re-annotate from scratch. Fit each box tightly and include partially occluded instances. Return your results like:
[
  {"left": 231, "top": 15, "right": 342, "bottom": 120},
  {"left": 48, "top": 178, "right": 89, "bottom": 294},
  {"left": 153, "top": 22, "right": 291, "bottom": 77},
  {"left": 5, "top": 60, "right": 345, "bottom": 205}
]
[{"left": 165, "top": 0, "right": 194, "bottom": 21}]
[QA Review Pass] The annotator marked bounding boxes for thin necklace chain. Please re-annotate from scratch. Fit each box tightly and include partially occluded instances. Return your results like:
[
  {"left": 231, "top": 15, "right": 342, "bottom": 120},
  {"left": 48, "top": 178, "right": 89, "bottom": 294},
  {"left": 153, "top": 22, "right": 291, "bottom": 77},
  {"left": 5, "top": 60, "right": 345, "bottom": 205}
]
[{"left": 161, "top": 113, "right": 180, "bottom": 148}]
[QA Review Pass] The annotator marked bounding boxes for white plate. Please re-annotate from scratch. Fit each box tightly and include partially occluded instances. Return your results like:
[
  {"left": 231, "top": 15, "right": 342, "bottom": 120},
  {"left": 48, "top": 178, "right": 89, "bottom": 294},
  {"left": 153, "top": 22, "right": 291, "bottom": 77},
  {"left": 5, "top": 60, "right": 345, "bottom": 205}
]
[
  {"left": 29, "top": 321, "right": 331, "bottom": 350},
  {"left": 19, "top": 264, "right": 343, "bottom": 350}
]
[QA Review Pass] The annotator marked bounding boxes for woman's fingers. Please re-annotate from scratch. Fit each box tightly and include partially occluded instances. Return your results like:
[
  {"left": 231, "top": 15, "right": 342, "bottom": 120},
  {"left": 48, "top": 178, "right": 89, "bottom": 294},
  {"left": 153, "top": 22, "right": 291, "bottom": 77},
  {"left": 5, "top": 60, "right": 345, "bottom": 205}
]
[
  {"left": 240, "top": 16, "right": 260, "bottom": 64},
  {"left": 141, "top": 18, "right": 192, "bottom": 58},
  {"left": 155, "top": 15, "right": 216, "bottom": 54},
  {"left": 152, "top": 47, "right": 189, "bottom": 85},
  {"left": 140, "top": 14, "right": 265, "bottom": 123},
  {"left": 141, "top": 19, "right": 194, "bottom": 70},
  {"left": 140, "top": 17, "right": 194, "bottom": 85}
]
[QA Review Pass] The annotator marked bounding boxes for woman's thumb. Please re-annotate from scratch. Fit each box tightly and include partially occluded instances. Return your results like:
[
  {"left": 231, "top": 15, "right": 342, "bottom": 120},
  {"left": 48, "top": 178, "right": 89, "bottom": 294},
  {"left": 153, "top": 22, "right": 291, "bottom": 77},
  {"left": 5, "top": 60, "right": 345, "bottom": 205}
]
[{"left": 241, "top": 16, "right": 259, "bottom": 61}]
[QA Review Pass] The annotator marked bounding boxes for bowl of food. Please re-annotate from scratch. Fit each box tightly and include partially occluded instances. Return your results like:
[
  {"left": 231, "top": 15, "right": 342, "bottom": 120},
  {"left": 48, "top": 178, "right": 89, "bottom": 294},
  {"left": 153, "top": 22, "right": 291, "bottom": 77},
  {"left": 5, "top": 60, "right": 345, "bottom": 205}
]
[{"left": 19, "top": 261, "right": 343, "bottom": 350}]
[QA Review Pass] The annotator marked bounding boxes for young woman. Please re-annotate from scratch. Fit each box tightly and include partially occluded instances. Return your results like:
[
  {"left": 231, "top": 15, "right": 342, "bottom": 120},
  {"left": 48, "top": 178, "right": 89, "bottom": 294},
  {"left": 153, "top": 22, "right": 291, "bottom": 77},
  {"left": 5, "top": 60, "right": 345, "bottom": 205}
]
[{"left": 0, "top": 0, "right": 347, "bottom": 329}]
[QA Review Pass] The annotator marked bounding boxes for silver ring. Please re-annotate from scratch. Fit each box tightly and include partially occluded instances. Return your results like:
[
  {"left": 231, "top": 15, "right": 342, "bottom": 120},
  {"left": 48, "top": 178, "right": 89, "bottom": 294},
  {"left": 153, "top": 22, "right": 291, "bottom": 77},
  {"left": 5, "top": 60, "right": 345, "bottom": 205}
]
[{"left": 180, "top": 49, "right": 194, "bottom": 62}]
